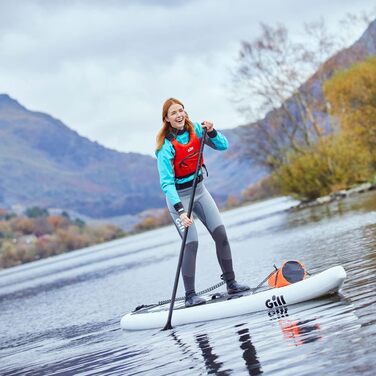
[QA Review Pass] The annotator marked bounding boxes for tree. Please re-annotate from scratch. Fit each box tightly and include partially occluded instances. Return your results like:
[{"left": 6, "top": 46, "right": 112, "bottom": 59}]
[
  {"left": 73, "top": 218, "right": 86, "bottom": 228},
  {"left": 274, "top": 133, "right": 372, "bottom": 199},
  {"left": 0, "top": 241, "right": 18, "bottom": 268},
  {"left": 232, "top": 17, "right": 371, "bottom": 169},
  {"left": 11, "top": 217, "right": 34, "bottom": 235},
  {"left": 0, "top": 221, "right": 12, "bottom": 238},
  {"left": 133, "top": 217, "right": 159, "bottom": 232},
  {"left": 47, "top": 215, "right": 70, "bottom": 230},
  {"left": 0, "top": 209, "right": 7, "bottom": 219},
  {"left": 31, "top": 217, "right": 54, "bottom": 237},
  {"left": 61, "top": 211, "right": 71, "bottom": 219},
  {"left": 242, "top": 176, "right": 280, "bottom": 202},
  {"left": 324, "top": 56, "right": 376, "bottom": 166},
  {"left": 133, "top": 209, "right": 172, "bottom": 232},
  {"left": 25, "top": 206, "right": 49, "bottom": 218},
  {"left": 224, "top": 195, "right": 239, "bottom": 209}
]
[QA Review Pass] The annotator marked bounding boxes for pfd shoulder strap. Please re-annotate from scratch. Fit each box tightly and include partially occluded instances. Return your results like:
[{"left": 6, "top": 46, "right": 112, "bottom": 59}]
[{"left": 166, "top": 133, "right": 176, "bottom": 142}]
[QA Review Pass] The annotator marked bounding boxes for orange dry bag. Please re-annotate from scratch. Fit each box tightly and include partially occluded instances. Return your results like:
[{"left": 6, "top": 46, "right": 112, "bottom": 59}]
[{"left": 268, "top": 260, "right": 307, "bottom": 288}]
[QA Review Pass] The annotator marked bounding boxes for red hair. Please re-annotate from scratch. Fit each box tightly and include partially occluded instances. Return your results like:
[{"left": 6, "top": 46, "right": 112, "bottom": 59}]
[{"left": 156, "top": 98, "right": 194, "bottom": 151}]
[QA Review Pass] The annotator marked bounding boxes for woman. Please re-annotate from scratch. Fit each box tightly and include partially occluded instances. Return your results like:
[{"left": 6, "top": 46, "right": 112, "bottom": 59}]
[{"left": 156, "top": 98, "right": 249, "bottom": 307}]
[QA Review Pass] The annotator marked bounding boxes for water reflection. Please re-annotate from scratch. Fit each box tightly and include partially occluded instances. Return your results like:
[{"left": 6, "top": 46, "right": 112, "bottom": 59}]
[
  {"left": 171, "top": 326, "right": 263, "bottom": 375},
  {"left": 279, "top": 319, "right": 321, "bottom": 346},
  {"left": 165, "top": 296, "right": 359, "bottom": 376},
  {"left": 195, "top": 333, "right": 232, "bottom": 375},
  {"left": 235, "top": 326, "right": 263, "bottom": 375},
  {"left": 267, "top": 303, "right": 324, "bottom": 347},
  {"left": 171, "top": 314, "right": 322, "bottom": 375}
]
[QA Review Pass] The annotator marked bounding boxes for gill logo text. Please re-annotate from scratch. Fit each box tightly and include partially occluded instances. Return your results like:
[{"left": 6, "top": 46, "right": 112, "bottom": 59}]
[{"left": 265, "top": 295, "right": 287, "bottom": 309}]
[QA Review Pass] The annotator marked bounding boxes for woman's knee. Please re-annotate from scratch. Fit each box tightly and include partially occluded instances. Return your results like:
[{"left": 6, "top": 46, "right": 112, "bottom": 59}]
[{"left": 211, "top": 225, "right": 229, "bottom": 247}]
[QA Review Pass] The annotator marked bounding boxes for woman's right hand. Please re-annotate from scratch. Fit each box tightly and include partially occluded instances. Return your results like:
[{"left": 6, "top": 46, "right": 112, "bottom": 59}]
[{"left": 180, "top": 212, "right": 193, "bottom": 227}]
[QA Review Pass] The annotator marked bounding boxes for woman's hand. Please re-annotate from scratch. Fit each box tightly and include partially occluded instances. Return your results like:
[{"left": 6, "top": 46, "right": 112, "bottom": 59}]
[
  {"left": 180, "top": 212, "right": 193, "bottom": 227},
  {"left": 201, "top": 120, "right": 214, "bottom": 133}
]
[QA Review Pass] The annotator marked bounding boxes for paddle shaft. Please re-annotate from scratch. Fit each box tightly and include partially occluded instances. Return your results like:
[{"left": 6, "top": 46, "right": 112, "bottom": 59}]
[{"left": 162, "top": 127, "right": 208, "bottom": 330}]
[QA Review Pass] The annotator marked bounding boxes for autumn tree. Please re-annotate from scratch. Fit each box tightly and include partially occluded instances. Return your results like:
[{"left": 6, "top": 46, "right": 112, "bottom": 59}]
[
  {"left": 0, "top": 221, "right": 12, "bottom": 238},
  {"left": 232, "top": 17, "right": 372, "bottom": 169},
  {"left": 133, "top": 209, "right": 172, "bottom": 232},
  {"left": 47, "top": 215, "right": 70, "bottom": 230},
  {"left": 10, "top": 217, "right": 34, "bottom": 234},
  {"left": 242, "top": 176, "right": 279, "bottom": 202},
  {"left": 31, "top": 217, "right": 54, "bottom": 237},
  {"left": 0, "top": 241, "right": 18, "bottom": 268},
  {"left": 274, "top": 133, "right": 372, "bottom": 199},
  {"left": 324, "top": 56, "right": 376, "bottom": 167},
  {"left": 224, "top": 195, "right": 239, "bottom": 209},
  {"left": 0, "top": 210, "right": 126, "bottom": 269}
]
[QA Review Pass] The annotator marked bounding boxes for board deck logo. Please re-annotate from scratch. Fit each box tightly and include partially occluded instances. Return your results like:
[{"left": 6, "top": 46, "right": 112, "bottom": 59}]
[{"left": 265, "top": 295, "right": 287, "bottom": 309}]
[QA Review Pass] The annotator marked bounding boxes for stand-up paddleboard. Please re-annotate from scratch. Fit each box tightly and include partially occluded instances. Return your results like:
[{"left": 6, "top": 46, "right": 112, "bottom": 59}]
[{"left": 121, "top": 266, "right": 346, "bottom": 331}]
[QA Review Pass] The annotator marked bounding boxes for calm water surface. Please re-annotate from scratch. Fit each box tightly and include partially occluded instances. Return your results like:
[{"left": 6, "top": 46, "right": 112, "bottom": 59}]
[{"left": 1, "top": 191, "right": 375, "bottom": 375}]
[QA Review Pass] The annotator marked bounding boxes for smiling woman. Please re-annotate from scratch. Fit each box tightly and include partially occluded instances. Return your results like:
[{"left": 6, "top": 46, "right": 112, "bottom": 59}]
[{"left": 155, "top": 97, "right": 250, "bottom": 308}]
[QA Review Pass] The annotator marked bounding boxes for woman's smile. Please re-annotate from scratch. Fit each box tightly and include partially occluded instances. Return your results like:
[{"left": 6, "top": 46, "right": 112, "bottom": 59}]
[{"left": 165, "top": 103, "right": 186, "bottom": 129}]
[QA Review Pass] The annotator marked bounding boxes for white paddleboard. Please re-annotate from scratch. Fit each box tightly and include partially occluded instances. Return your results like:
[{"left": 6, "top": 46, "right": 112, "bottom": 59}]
[{"left": 120, "top": 266, "right": 346, "bottom": 331}]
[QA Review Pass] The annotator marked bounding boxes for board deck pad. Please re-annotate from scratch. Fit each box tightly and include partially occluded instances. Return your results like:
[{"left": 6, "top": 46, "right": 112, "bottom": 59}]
[{"left": 133, "top": 287, "right": 270, "bottom": 314}]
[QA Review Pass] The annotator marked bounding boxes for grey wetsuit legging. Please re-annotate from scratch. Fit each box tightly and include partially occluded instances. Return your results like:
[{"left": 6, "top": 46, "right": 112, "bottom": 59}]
[{"left": 167, "top": 181, "right": 235, "bottom": 295}]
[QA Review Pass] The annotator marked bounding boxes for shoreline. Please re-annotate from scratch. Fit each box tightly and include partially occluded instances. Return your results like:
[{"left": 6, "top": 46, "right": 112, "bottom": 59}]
[{"left": 289, "top": 182, "right": 376, "bottom": 211}]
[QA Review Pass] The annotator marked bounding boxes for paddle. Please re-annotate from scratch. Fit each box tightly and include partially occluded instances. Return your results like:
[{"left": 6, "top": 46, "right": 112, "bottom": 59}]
[{"left": 162, "top": 126, "right": 208, "bottom": 331}]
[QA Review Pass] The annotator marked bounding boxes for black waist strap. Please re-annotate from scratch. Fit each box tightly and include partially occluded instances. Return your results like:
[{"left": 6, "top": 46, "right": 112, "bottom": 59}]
[{"left": 176, "top": 174, "right": 203, "bottom": 190}]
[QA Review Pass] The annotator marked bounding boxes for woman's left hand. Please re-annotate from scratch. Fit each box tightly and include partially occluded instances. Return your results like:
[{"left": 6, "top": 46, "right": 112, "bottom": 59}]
[{"left": 201, "top": 120, "right": 214, "bottom": 133}]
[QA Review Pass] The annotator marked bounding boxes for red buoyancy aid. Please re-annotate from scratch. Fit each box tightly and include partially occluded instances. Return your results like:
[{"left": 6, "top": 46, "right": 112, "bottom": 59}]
[{"left": 170, "top": 129, "right": 204, "bottom": 179}]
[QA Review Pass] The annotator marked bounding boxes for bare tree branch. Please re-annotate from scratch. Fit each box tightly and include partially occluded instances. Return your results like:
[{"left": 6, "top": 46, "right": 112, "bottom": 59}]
[{"left": 231, "top": 17, "right": 364, "bottom": 168}]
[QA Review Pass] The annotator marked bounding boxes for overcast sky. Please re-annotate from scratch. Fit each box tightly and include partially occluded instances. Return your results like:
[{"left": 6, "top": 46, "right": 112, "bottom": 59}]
[{"left": 0, "top": 0, "right": 374, "bottom": 156}]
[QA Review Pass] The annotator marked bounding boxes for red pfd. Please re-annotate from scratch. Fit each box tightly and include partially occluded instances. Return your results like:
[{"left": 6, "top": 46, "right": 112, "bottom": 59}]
[{"left": 170, "top": 130, "right": 204, "bottom": 179}]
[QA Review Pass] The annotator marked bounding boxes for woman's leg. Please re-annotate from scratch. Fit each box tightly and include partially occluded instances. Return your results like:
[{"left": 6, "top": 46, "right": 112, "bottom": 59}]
[
  {"left": 193, "top": 184, "right": 250, "bottom": 293},
  {"left": 166, "top": 196, "right": 199, "bottom": 295},
  {"left": 192, "top": 184, "right": 235, "bottom": 283}
]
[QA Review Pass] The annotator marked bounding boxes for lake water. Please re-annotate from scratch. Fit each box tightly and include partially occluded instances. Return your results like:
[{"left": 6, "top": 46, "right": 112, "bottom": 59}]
[{"left": 1, "top": 191, "right": 375, "bottom": 375}]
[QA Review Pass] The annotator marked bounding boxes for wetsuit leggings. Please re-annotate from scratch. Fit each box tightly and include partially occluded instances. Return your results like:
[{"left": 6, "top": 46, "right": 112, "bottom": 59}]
[{"left": 167, "top": 182, "right": 235, "bottom": 295}]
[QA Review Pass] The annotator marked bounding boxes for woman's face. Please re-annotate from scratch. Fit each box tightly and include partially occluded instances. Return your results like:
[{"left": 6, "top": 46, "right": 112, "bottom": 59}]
[{"left": 165, "top": 103, "right": 186, "bottom": 130}]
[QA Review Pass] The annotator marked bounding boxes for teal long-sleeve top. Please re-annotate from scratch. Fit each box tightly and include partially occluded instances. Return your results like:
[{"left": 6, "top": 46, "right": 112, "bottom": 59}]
[{"left": 156, "top": 121, "right": 228, "bottom": 208}]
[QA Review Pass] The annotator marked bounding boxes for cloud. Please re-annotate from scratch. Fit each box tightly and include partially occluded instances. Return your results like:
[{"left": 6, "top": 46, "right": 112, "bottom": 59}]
[{"left": 0, "top": 0, "right": 374, "bottom": 155}]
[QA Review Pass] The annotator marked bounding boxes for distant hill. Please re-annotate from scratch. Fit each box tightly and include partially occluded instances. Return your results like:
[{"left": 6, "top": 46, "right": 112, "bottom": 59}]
[
  {"left": 0, "top": 94, "right": 165, "bottom": 218},
  {"left": 0, "top": 93, "right": 265, "bottom": 218},
  {"left": 229, "top": 19, "right": 376, "bottom": 168},
  {"left": 0, "top": 19, "right": 375, "bottom": 219}
]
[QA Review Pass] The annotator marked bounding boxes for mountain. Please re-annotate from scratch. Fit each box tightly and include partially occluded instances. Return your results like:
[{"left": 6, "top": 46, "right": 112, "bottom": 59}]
[
  {"left": 203, "top": 128, "right": 266, "bottom": 202},
  {"left": 318, "top": 19, "right": 376, "bottom": 76},
  {"left": 0, "top": 95, "right": 165, "bottom": 218},
  {"left": 0, "top": 94, "right": 265, "bottom": 218},
  {"left": 0, "top": 20, "right": 375, "bottom": 219},
  {"left": 208, "top": 20, "right": 376, "bottom": 182}
]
